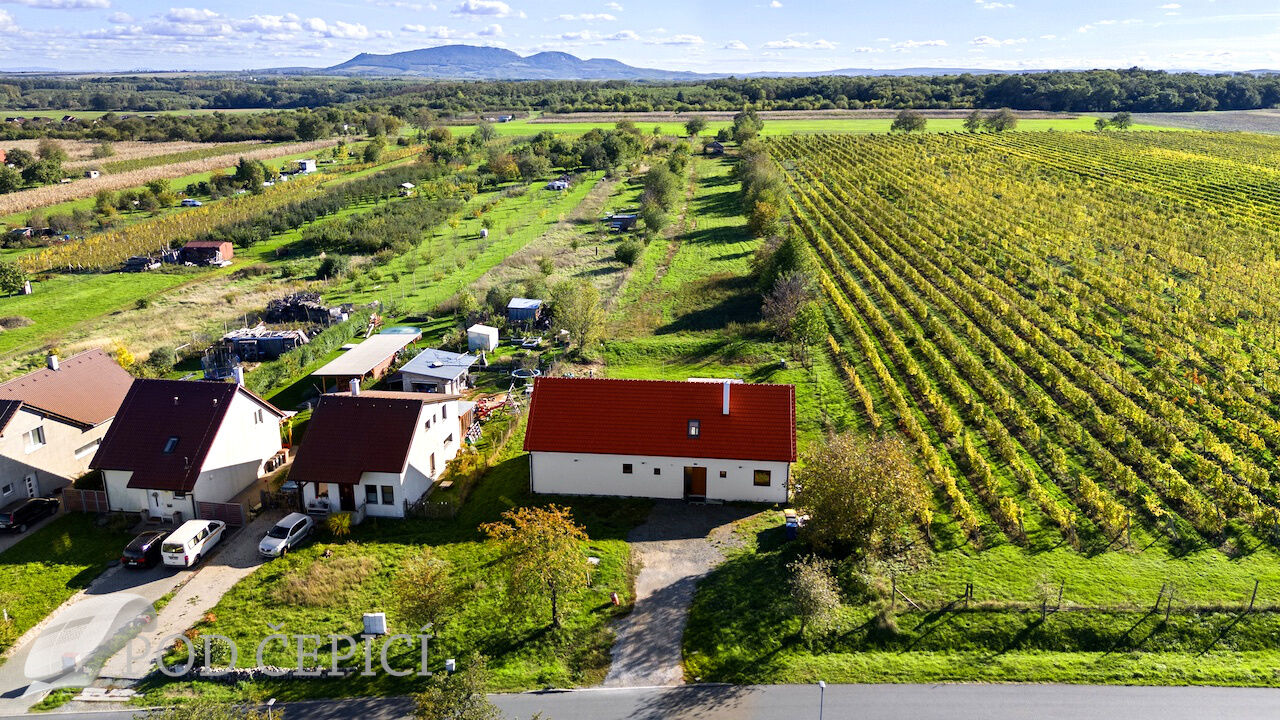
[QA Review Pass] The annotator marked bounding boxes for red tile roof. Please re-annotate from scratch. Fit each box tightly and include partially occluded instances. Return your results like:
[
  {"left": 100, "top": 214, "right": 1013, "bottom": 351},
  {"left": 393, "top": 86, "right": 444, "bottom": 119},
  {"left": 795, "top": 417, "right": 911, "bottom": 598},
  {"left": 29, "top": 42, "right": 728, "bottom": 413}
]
[
  {"left": 523, "top": 377, "right": 796, "bottom": 463},
  {"left": 0, "top": 349, "right": 133, "bottom": 429},
  {"left": 90, "top": 379, "right": 284, "bottom": 493},
  {"left": 289, "top": 394, "right": 441, "bottom": 485}
]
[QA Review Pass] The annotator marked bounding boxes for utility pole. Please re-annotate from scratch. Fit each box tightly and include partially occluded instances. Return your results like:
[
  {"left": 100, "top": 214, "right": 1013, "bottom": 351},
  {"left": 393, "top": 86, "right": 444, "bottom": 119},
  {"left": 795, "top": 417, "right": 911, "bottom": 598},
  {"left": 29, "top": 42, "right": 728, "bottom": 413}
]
[{"left": 818, "top": 680, "right": 826, "bottom": 720}]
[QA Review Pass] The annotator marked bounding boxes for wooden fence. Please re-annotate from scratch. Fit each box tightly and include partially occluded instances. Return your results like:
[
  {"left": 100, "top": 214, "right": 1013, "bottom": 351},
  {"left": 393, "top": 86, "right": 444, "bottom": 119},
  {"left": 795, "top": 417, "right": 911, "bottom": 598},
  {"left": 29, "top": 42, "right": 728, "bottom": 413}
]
[{"left": 62, "top": 488, "right": 109, "bottom": 513}]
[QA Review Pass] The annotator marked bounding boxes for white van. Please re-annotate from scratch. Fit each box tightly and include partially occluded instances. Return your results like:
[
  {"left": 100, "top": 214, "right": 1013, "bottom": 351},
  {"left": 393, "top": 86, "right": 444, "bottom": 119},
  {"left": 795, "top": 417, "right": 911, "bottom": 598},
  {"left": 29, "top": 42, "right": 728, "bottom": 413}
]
[{"left": 161, "top": 520, "right": 226, "bottom": 568}]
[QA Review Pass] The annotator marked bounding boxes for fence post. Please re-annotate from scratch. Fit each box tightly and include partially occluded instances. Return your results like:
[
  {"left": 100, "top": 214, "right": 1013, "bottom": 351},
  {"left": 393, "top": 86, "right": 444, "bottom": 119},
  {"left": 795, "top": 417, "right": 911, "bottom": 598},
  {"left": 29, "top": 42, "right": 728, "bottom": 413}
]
[
  {"left": 1249, "top": 580, "right": 1259, "bottom": 613},
  {"left": 1165, "top": 587, "right": 1174, "bottom": 622}
]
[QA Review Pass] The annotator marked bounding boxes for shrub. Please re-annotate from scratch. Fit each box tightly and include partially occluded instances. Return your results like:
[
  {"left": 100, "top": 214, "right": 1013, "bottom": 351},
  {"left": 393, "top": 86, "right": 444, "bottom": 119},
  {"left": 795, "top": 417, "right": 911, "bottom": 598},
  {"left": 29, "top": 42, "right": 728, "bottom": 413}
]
[{"left": 614, "top": 238, "right": 644, "bottom": 266}]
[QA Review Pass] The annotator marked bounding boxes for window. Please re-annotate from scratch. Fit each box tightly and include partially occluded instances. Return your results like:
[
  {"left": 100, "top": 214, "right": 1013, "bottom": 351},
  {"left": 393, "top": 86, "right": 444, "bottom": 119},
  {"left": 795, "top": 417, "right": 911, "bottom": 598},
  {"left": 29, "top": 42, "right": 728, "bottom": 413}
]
[
  {"left": 0, "top": 484, "right": 11, "bottom": 496},
  {"left": 74, "top": 440, "right": 100, "bottom": 459},
  {"left": 381, "top": 486, "right": 395, "bottom": 505},
  {"left": 425, "top": 418, "right": 432, "bottom": 429},
  {"left": 253, "top": 408, "right": 265, "bottom": 424},
  {"left": 687, "top": 419, "right": 700, "bottom": 438},
  {"left": 365, "top": 485, "right": 378, "bottom": 504},
  {"left": 24, "top": 426, "right": 45, "bottom": 452},
  {"left": 442, "top": 405, "right": 448, "bottom": 419},
  {"left": 445, "top": 433, "right": 454, "bottom": 446},
  {"left": 719, "top": 470, "right": 727, "bottom": 478},
  {"left": 430, "top": 452, "right": 436, "bottom": 475},
  {"left": 653, "top": 467, "right": 661, "bottom": 476},
  {"left": 162, "top": 436, "right": 179, "bottom": 454},
  {"left": 622, "top": 463, "right": 633, "bottom": 474},
  {"left": 753, "top": 469, "right": 772, "bottom": 487}
]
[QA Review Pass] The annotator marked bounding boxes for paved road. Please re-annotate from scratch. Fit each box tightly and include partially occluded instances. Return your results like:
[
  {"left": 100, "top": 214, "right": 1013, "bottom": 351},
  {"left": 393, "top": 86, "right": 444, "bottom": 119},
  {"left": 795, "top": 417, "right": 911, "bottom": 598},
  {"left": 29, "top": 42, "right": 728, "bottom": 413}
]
[
  {"left": 602, "top": 502, "right": 752, "bottom": 687},
  {"left": 14, "top": 684, "right": 1280, "bottom": 720}
]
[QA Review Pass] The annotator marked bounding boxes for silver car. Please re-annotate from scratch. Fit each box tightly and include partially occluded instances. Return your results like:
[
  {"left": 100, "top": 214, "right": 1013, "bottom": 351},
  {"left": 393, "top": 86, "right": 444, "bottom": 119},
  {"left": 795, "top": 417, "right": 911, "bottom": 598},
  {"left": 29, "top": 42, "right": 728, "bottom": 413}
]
[{"left": 258, "top": 512, "right": 314, "bottom": 558}]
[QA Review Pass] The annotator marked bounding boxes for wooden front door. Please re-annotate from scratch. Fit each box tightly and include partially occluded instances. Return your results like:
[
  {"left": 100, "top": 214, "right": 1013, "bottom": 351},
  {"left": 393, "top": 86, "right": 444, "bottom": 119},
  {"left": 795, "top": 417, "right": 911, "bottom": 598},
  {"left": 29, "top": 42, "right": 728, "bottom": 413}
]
[
  {"left": 683, "top": 466, "right": 707, "bottom": 499},
  {"left": 338, "top": 484, "right": 356, "bottom": 512}
]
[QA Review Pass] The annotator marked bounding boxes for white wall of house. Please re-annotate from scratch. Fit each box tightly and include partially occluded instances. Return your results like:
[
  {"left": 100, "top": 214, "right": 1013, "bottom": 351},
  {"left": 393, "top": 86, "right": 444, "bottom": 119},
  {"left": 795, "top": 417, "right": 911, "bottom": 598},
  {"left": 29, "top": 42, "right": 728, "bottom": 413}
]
[
  {"left": 0, "top": 408, "right": 111, "bottom": 498},
  {"left": 400, "top": 372, "right": 469, "bottom": 395},
  {"left": 529, "top": 451, "right": 790, "bottom": 503},
  {"left": 103, "top": 391, "right": 281, "bottom": 516}
]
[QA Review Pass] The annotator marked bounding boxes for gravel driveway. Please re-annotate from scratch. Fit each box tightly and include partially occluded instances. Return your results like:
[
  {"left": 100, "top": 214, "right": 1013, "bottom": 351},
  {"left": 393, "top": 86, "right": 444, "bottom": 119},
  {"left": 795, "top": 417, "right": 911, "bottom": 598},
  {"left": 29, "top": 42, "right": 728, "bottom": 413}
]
[{"left": 602, "top": 501, "right": 754, "bottom": 687}]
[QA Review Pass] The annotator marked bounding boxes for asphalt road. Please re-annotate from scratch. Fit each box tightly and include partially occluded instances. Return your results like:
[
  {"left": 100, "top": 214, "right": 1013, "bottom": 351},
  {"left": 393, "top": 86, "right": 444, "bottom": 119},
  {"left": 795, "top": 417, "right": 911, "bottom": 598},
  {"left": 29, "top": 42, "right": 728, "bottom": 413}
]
[{"left": 16, "top": 683, "right": 1280, "bottom": 720}]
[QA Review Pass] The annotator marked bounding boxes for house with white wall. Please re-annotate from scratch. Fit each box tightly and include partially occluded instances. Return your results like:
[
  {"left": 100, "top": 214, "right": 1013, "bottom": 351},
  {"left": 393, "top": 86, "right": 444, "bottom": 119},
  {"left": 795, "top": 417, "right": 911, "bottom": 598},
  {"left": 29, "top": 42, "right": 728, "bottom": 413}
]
[
  {"left": 90, "top": 379, "right": 285, "bottom": 522},
  {"left": 0, "top": 350, "right": 133, "bottom": 500},
  {"left": 289, "top": 389, "right": 475, "bottom": 521},
  {"left": 398, "top": 349, "right": 477, "bottom": 395},
  {"left": 524, "top": 377, "right": 796, "bottom": 503}
]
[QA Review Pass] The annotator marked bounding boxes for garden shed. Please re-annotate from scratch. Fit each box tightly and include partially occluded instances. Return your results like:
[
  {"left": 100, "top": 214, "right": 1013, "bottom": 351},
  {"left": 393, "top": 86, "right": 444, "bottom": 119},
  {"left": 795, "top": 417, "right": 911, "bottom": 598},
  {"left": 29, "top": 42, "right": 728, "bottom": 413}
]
[{"left": 467, "top": 324, "right": 499, "bottom": 352}]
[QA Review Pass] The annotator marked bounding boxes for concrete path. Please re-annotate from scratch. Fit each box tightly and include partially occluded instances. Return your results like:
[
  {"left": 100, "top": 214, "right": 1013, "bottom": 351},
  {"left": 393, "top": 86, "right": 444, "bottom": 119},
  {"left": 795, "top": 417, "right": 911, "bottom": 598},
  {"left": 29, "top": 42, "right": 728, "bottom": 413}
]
[
  {"left": 601, "top": 502, "right": 754, "bottom": 688},
  {"left": 98, "top": 511, "right": 282, "bottom": 681}
]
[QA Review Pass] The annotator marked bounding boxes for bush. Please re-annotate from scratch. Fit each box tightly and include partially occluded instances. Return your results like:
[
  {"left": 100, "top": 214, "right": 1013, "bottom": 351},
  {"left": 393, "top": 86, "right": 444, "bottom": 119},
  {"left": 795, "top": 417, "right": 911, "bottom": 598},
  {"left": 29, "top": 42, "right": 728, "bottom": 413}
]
[
  {"left": 316, "top": 254, "right": 350, "bottom": 279},
  {"left": 614, "top": 238, "right": 644, "bottom": 266}
]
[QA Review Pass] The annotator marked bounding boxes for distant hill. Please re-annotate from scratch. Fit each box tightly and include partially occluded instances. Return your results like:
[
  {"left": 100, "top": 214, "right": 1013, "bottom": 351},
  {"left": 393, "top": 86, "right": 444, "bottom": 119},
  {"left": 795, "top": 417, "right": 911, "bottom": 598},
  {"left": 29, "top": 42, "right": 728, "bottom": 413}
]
[{"left": 317, "top": 45, "right": 706, "bottom": 81}]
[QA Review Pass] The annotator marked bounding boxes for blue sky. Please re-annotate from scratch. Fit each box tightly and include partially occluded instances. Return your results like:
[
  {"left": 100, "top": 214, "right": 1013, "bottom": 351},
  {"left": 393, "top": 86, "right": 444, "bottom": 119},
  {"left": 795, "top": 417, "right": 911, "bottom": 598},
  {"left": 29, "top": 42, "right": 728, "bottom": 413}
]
[{"left": 0, "top": 0, "right": 1276, "bottom": 72}]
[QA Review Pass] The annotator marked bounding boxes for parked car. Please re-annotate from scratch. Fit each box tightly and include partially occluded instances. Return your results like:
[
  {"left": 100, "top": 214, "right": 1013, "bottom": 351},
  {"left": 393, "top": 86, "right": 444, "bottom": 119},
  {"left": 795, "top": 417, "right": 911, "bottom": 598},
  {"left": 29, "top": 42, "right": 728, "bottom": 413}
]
[
  {"left": 120, "top": 530, "right": 167, "bottom": 569},
  {"left": 160, "top": 519, "right": 226, "bottom": 568},
  {"left": 0, "top": 497, "right": 58, "bottom": 533},
  {"left": 180, "top": 198, "right": 202, "bottom": 207},
  {"left": 258, "top": 512, "right": 313, "bottom": 558}
]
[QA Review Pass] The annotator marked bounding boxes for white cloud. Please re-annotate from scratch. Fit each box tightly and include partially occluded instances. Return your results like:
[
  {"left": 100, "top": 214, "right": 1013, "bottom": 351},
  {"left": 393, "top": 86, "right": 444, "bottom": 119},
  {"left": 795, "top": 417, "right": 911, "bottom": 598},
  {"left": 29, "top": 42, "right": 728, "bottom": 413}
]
[
  {"left": 106, "top": 10, "right": 129, "bottom": 22},
  {"left": 0, "top": 9, "right": 15, "bottom": 31},
  {"left": 852, "top": 46, "right": 881, "bottom": 53},
  {"left": 1159, "top": 3, "right": 1180, "bottom": 7},
  {"left": 769, "top": 0, "right": 782, "bottom": 6},
  {"left": 891, "top": 38, "right": 947, "bottom": 49},
  {"left": 0, "top": 0, "right": 109, "bottom": 7},
  {"left": 970, "top": 35, "right": 1026, "bottom": 46},
  {"left": 1039, "top": 33, "right": 1056, "bottom": 39},
  {"left": 557, "top": 13, "right": 614, "bottom": 21},
  {"left": 974, "top": 0, "right": 1014, "bottom": 8},
  {"left": 646, "top": 33, "right": 703, "bottom": 45},
  {"left": 605, "top": 1, "right": 622, "bottom": 9},
  {"left": 607, "top": 29, "right": 640, "bottom": 40},
  {"left": 478, "top": 23, "right": 502, "bottom": 36},
  {"left": 303, "top": 17, "right": 370, "bottom": 39},
  {"left": 453, "top": 0, "right": 511, "bottom": 17},
  {"left": 403, "top": 23, "right": 500, "bottom": 39},
  {"left": 166, "top": 7, "right": 219, "bottom": 22},
  {"left": 723, "top": 39, "right": 748, "bottom": 50},
  {"left": 762, "top": 37, "right": 837, "bottom": 49},
  {"left": 367, "top": 0, "right": 435, "bottom": 10},
  {"left": 560, "top": 29, "right": 595, "bottom": 40}
]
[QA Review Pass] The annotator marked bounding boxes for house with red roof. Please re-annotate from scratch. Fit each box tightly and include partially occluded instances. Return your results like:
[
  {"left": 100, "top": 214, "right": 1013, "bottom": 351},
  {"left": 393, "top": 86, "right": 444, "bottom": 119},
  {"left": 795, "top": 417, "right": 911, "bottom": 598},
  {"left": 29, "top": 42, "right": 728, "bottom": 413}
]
[
  {"left": 288, "top": 389, "right": 475, "bottom": 522},
  {"left": 90, "top": 379, "right": 285, "bottom": 522},
  {"left": 0, "top": 350, "right": 133, "bottom": 500},
  {"left": 523, "top": 377, "right": 796, "bottom": 503}
]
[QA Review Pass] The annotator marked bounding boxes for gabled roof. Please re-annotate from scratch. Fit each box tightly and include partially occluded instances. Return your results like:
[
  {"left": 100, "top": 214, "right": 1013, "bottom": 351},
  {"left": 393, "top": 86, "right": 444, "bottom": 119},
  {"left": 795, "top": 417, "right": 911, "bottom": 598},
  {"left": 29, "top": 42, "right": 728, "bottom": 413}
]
[
  {"left": 400, "top": 348, "right": 478, "bottom": 381},
  {"left": 523, "top": 377, "right": 796, "bottom": 463},
  {"left": 290, "top": 393, "right": 445, "bottom": 486},
  {"left": 90, "top": 379, "right": 284, "bottom": 493},
  {"left": 182, "top": 240, "right": 232, "bottom": 249},
  {"left": 0, "top": 349, "right": 133, "bottom": 430}
]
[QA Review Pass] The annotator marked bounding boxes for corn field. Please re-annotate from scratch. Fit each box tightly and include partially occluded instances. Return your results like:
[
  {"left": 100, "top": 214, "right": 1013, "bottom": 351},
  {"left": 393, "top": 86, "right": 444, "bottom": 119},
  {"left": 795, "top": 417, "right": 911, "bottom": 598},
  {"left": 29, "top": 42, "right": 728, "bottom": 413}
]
[{"left": 774, "top": 131, "right": 1280, "bottom": 550}]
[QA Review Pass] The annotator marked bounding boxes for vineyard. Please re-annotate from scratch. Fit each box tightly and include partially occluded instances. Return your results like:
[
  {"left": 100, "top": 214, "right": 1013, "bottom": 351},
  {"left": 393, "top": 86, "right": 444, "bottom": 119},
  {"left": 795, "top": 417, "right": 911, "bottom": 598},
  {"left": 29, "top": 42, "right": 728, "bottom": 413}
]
[{"left": 773, "top": 130, "right": 1280, "bottom": 553}]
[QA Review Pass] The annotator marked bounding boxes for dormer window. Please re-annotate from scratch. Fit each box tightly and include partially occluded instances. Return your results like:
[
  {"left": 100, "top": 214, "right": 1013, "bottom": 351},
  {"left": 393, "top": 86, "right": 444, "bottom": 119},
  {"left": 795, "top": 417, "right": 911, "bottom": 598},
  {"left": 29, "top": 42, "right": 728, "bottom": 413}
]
[
  {"left": 163, "top": 436, "right": 179, "bottom": 454},
  {"left": 687, "top": 419, "right": 700, "bottom": 438}
]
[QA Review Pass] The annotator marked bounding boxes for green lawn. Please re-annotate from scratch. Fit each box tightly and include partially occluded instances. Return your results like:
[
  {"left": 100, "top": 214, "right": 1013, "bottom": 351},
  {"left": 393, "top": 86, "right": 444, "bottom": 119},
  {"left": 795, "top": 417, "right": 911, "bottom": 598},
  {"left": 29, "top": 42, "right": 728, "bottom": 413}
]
[
  {"left": 138, "top": 421, "right": 651, "bottom": 702},
  {"left": 0, "top": 514, "right": 133, "bottom": 654}
]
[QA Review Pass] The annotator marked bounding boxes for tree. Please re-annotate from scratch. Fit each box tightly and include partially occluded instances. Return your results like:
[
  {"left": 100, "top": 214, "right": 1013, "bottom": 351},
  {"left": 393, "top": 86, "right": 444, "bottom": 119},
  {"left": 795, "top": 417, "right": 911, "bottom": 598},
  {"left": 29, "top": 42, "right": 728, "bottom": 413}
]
[
  {"left": 684, "top": 116, "right": 707, "bottom": 137},
  {"left": 1095, "top": 117, "right": 1109, "bottom": 131},
  {"left": 5, "top": 148, "right": 33, "bottom": 169},
  {"left": 136, "top": 697, "right": 277, "bottom": 720},
  {"left": 36, "top": 138, "right": 67, "bottom": 164},
  {"left": 394, "top": 547, "right": 457, "bottom": 632},
  {"left": 639, "top": 200, "right": 668, "bottom": 236},
  {"left": 22, "top": 159, "right": 62, "bottom": 185},
  {"left": 983, "top": 108, "right": 1018, "bottom": 132},
  {"left": 789, "top": 555, "right": 842, "bottom": 639},
  {"left": 762, "top": 270, "right": 816, "bottom": 341},
  {"left": 1109, "top": 111, "right": 1133, "bottom": 130},
  {"left": 317, "top": 254, "right": 350, "bottom": 279},
  {"left": 90, "top": 142, "right": 115, "bottom": 159},
  {"left": 413, "top": 653, "right": 502, "bottom": 720},
  {"left": 0, "top": 261, "right": 26, "bottom": 296},
  {"left": 641, "top": 164, "right": 680, "bottom": 210},
  {"left": 962, "top": 110, "right": 983, "bottom": 133},
  {"left": 793, "top": 433, "right": 929, "bottom": 557},
  {"left": 481, "top": 505, "right": 591, "bottom": 628},
  {"left": 890, "top": 109, "right": 927, "bottom": 133},
  {"left": 731, "top": 107, "right": 764, "bottom": 143},
  {"left": 549, "top": 279, "right": 605, "bottom": 354},
  {"left": 790, "top": 301, "right": 828, "bottom": 356},
  {"left": 0, "top": 166, "right": 20, "bottom": 194},
  {"left": 475, "top": 121, "right": 498, "bottom": 142},
  {"left": 295, "top": 113, "right": 326, "bottom": 141},
  {"left": 363, "top": 137, "right": 385, "bottom": 164},
  {"left": 515, "top": 153, "right": 551, "bottom": 182},
  {"left": 232, "top": 156, "right": 264, "bottom": 190}
]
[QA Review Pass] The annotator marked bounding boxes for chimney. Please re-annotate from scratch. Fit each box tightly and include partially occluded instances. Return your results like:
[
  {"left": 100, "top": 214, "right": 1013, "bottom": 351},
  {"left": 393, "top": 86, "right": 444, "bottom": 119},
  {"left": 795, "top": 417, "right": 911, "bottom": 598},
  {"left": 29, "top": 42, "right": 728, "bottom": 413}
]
[
  {"left": 349, "top": 378, "right": 360, "bottom": 396},
  {"left": 46, "top": 354, "right": 58, "bottom": 372},
  {"left": 232, "top": 366, "right": 245, "bottom": 387},
  {"left": 722, "top": 380, "right": 730, "bottom": 416},
  {"left": 173, "top": 396, "right": 179, "bottom": 407}
]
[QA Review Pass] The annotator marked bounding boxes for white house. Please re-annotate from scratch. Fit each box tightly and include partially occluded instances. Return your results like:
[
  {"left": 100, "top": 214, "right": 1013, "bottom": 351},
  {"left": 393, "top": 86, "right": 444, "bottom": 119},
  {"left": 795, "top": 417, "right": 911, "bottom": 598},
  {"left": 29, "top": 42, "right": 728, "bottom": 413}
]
[
  {"left": 289, "top": 390, "right": 475, "bottom": 521},
  {"left": 90, "top": 379, "right": 286, "bottom": 522},
  {"left": 399, "top": 349, "right": 478, "bottom": 395},
  {"left": 297, "top": 159, "right": 317, "bottom": 174},
  {"left": 467, "top": 324, "right": 499, "bottom": 352},
  {"left": 524, "top": 377, "right": 796, "bottom": 503},
  {"left": 0, "top": 350, "right": 134, "bottom": 499}
]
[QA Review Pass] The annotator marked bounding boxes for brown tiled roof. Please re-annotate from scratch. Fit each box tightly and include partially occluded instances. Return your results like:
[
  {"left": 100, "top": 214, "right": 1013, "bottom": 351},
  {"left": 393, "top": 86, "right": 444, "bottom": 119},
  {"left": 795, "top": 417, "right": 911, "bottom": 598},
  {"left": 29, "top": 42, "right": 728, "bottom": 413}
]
[
  {"left": 0, "top": 349, "right": 133, "bottom": 429},
  {"left": 290, "top": 394, "right": 434, "bottom": 486},
  {"left": 90, "top": 379, "right": 284, "bottom": 493},
  {"left": 523, "top": 377, "right": 797, "bottom": 463}
]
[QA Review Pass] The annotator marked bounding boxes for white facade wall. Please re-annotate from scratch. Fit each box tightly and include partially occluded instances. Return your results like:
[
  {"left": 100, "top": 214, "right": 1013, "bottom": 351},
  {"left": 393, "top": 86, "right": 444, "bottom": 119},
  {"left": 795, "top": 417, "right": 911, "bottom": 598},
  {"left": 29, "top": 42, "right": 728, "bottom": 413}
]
[
  {"left": 400, "top": 371, "right": 468, "bottom": 395},
  {"left": 0, "top": 408, "right": 112, "bottom": 498},
  {"left": 529, "top": 451, "right": 789, "bottom": 504},
  {"left": 103, "top": 391, "right": 281, "bottom": 516}
]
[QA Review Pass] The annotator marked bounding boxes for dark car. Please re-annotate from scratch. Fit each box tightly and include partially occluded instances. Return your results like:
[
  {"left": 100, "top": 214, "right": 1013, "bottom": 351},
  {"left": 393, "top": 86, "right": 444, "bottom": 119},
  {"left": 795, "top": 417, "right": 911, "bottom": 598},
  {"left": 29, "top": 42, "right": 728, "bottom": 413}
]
[
  {"left": 120, "top": 530, "right": 167, "bottom": 569},
  {"left": 0, "top": 497, "right": 58, "bottom": 533}
]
